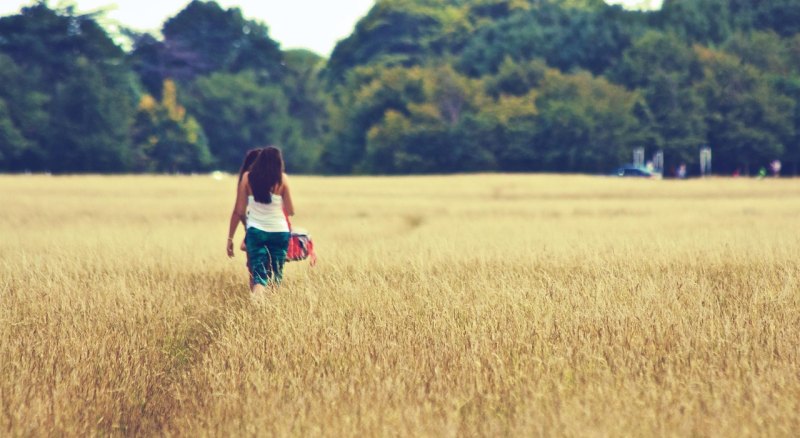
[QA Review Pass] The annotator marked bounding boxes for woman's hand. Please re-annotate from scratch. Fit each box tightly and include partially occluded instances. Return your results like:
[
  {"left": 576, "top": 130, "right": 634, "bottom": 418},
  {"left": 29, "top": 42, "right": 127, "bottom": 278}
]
[{"left": 227, "top": 239, "right": 235, "bottom": 258}]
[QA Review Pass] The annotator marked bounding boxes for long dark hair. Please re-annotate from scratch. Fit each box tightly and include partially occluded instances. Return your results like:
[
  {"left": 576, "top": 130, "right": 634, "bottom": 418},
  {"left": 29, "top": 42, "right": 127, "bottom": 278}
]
[
  {"left": 238, "top": 148, "right": 262, "bottom": 183},
  {"left": 248, "top": 146, "right": 284, "bottom": 204}
]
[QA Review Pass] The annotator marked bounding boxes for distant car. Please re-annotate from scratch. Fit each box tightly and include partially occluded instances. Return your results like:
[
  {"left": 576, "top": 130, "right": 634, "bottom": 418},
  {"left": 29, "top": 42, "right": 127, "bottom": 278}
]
[{"left": 612, "top": 165, "right": 660, "bottom": 178}]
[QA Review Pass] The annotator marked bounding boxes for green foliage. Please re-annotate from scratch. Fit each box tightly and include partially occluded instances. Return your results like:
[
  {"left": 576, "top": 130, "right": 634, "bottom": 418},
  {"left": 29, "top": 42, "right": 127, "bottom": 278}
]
[
  {"left": 0, "top": 54, "right": 47, "bottom": 170},
  {"left": 0, "top": 3, "right": 135, "bottom": 173},
  {"left": 322, "top": 60, "right": 640, "bottom": 174},
  {"left": 775, "top": 75, "right": 800, "bottom": 172},
  {"left": 48, "top": 58, "right": 134, "bottom": 172},
  {"left": 132, "top": 80, "right": 213, "bottom": 173},
  {"left": 484, "top": 57, "right": 547, "bottom": 98},
  {"left": 162, "top": 0, "right": 283, "bottom": 75},
  {"left": 0, "top": 99, "right": 30, "bottom": 167},
  {"left": 658, "top": 0, "right": 800, "bottom": 43},
  {"left": 695, "top": 46, "right": 795, "bottom": 173},
  {"left": 322, "top": 65, "right": 426, "bottom": 173},
  {"left": 0, "top": 3, "right": 123, "bottom": 87},
  {"left": 184, "top": 71, "right": 313, "bottom": 172},
  {"left": 532, "top": 69, "right": 643, "bottom": 172},
  {"left": 730, "top": 0, "right": 800, "bottom": 37},
  {"left": 658, "top": 0, "right": 734, "bottom": 43},
  {"left": 456, "top": 2, "right": 647, "bottom": 77},
  {"left": 723, "top": 31, "right": 791, "bottom": 74},
  {"left": 363, "top": 65, "right": 495, "bottom": 173},
  {"left": 325, "top": 0, "right": 472, "bottom": 85},
  {"left": 613, "top": 31, "right": 707, "bottom": 168},
  {"left": 130, "top": 0, "right": 284, "bottom": 97},
  {"left": 127, "top": 1, "right": 324, "bottom": 173},
  {"left": 282, "top": 50, "right": 328, "bottom": 145}
]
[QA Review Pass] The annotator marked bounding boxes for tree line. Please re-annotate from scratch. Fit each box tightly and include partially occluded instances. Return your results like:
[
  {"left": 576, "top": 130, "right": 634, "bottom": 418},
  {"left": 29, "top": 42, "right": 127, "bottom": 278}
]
[{"left": 1, "top": 0, "right": 799, "bottom": 176}]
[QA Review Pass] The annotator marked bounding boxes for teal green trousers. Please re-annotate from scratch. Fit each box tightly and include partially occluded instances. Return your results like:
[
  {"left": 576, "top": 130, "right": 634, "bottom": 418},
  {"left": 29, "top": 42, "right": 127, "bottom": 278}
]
[{"left": 245, "top": 228, "right": 290, "bottom": 286}]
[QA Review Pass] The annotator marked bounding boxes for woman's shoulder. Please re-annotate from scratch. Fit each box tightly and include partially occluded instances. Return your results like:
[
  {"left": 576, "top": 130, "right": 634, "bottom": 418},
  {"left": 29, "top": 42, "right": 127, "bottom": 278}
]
[{"left": 240, "top": 171, "right": 251, "bottom": 190}]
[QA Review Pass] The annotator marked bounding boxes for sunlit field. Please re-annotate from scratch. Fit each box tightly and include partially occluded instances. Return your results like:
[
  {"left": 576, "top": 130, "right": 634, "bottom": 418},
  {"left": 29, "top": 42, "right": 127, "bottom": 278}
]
[{"left": 1, "top": 174, "right": 799, "bottom": 436}]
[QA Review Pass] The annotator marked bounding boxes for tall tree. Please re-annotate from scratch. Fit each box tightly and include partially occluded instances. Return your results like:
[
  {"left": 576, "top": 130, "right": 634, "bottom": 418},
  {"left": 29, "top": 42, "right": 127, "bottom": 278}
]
[
  {"left": 363, "top": 65, "right": 496, "bottom": 173},
  {"left": 532, "top": 69, "right": 644, "bottom": 173},
  {"left": 613, "top": 31, "right": 707, "bottom": 169},
  {"left": 695, "top": 46, "right": 794, "bottom": 174},
  {"left": 0, "top": 3, "right": 124, "bottom": 87},
  {"left": 49, "top": 58, "right": 134, "bottom": 172},
  {"left": 457, "top": 1, "right": 647, "bottom": 77},
  {"left": 0, "top": 3, "right": 135, "bottom": 172},
  {"left": 657, "top": 0, "right": 733, "bottom": 44},
  {"left": 184, "top": 70, "right": 310, "bottom": 172},
  {"left": 0, "top": 100, "right": 30, "bottom": 169},
  {"left": 723, "top": 31, "right": 791, "bottom": 74},
  {"left": 729, "top": 0, "right": 800, "bottom": 37},
  {"left": 282, "top": 50, "right": 328, "bottom": 146},
  {"left": 130, "top": 0, "right": 285, "bottom": 96},
  {"left": 326, "top": 0, "right": 471, "bottom": 86},
  {"left": 131, "top": 80, "right": 212, "bottom": 172},
  {"left": 0, "top": 54, "right": 47, "bottom": 170}
]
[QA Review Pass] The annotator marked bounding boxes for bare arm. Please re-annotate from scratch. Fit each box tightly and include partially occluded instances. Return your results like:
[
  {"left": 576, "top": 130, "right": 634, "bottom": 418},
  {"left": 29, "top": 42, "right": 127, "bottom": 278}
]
[
  {"left": 281, "top": 172, "right": 295, "bottom": 217},
  {"left": 237, "top": 177, "right": 248, "bottom": 233},
  {"left": 227, "top": 174, "right": 249, "bottom": 257}
]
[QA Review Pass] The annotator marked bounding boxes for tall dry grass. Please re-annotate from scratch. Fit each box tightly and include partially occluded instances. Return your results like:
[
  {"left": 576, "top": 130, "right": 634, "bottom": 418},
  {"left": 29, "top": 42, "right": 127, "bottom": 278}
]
[{"left": 1, "top": 174, "right": 798, "bottom": 436}]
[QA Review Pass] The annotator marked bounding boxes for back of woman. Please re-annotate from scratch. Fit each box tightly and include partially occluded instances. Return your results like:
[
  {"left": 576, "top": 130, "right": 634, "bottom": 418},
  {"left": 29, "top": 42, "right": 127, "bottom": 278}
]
[
  {"left": 227, "top": 146, "right": 295, "bottom": 295},
  {"left": 247, "top": 189, "right": 289, "bottom": 233}
]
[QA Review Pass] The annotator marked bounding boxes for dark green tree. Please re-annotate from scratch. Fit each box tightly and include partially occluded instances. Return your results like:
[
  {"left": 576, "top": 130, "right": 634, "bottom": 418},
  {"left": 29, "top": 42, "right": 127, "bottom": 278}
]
[
  {"left": 363, "top": 65, "right": 496, "bottom": 173},
  {"left": 0, "top": 54, "right": 48, "bottom": 170},
  {"left": 657, "top": 0, "right": 733, "bottom": 44},
  {"left": 0, "top": 3, "right": 135, "bottom": 172},
  {"left": 484, "top": 57, "right": 547, "bottom": 98},
  {"left": 695, "top": 46, "right": 794, "bottom": 174},
  {"left": 533, "top": 69, "right": 644, "bottom": 173},
  {"left": 132, "top": 80, "right": 212, "bottom": 172},
  {"left": 282, "top": 50, "right": 328, "bottom": 147},
  {"left": 774, "top": 75, "right": 800, "bottom": 175},
  {"left": 0, "top": 100, "right": 30, "bottom": 169},
  {"left": 184, "top": 70, "right": 310, "bottom": 172},
  {"left": 162, "top": 0, "right": 283, "bottom": 76},
  {"left": 723, "top": 31, "right": 791, "bottom": 74},
  {"left": 48, "top": 58, "right": 134, "bottom": 172},
  {"left": 457, "top": 2, "right": 647, "bottom": 77},
  {"left": 325, "top": 0, "right": 471, "bottom": 86},
  {"left": 0, "top": 2, "right": 124, "bottom": 87},
  {"left": 130, "top": 0, "right": 285, "bottom": 96},
  {"left": 613, "top": 31, "right": 707, "bottom": 169},
  {"left": 729, "top": 0, "right": 800, "bottom": 37},
  {"left": 321, "top": 65, "right": 427, "bottom": 173}
]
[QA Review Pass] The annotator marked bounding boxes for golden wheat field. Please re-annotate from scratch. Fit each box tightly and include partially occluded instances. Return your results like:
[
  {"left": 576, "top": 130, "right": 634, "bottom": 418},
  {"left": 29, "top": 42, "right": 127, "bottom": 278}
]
[{"left": 1, "top": 174, "right": 799, "bottom": 437}]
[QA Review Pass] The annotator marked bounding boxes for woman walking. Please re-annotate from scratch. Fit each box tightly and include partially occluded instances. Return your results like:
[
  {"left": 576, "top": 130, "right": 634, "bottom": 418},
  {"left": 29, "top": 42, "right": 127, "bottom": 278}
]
[{"left": 227, "top": 146, "right": 294, "bottom": 294}]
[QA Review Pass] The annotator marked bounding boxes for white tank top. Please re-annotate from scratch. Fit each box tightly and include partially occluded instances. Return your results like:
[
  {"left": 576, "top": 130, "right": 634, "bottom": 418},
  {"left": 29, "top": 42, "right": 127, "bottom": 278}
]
[{"left": 247, "top": 194, "right": 290, "bottom": 233}]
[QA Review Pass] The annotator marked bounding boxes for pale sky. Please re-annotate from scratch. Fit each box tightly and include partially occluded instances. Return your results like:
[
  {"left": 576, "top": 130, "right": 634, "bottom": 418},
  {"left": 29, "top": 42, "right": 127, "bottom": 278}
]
[{"left": 0, "top": 0, "right": 663, "bottom": 57}]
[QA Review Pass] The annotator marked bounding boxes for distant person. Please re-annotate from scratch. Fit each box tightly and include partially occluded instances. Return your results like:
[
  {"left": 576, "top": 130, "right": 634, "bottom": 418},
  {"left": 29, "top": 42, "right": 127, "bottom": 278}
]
[
  {"left": 770, "top": 160, "right": 782, "bottom": 178},
  {"left": 758, "top": 167, "right": 768, "bottom": 179},
  {"left": 677, "top": 163, "right": 687, "bottom": 179},
  {"left": 227, "top": 146, "right": 294, "bottom": 295}
]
